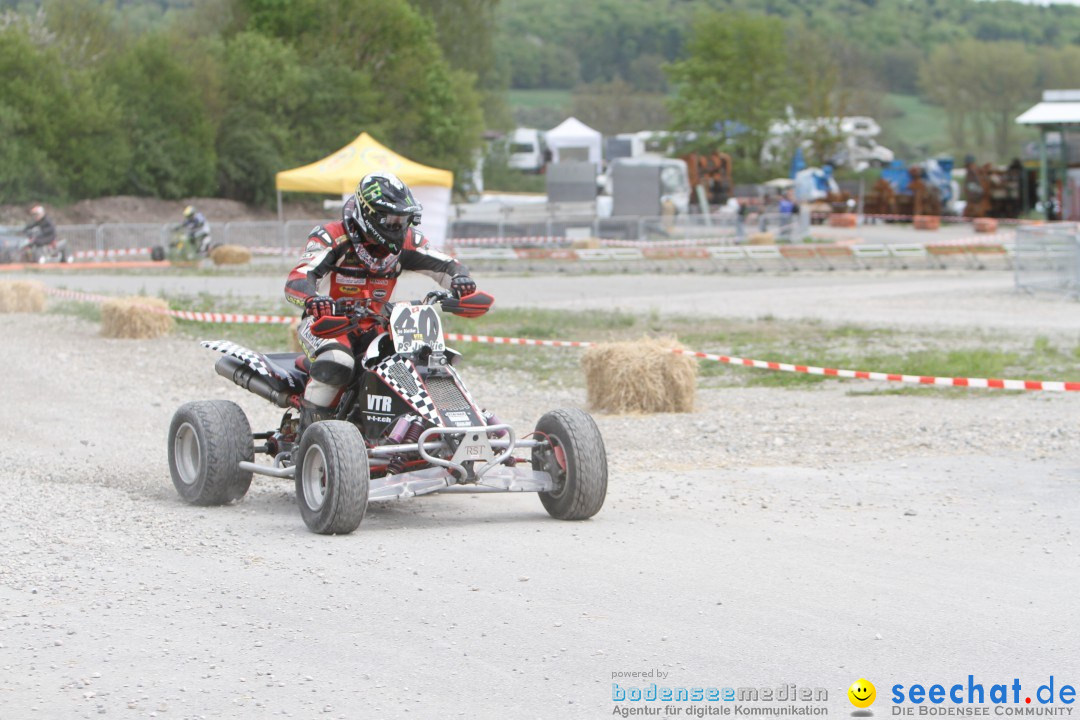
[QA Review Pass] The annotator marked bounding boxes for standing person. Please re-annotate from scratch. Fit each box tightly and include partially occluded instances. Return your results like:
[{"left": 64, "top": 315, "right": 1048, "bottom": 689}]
[
  {"left": 285, "top": 172, "right": 479, "bottom": 433},
  {"left": 778, "top": 192, "right": 795, "bottom": 241},
  {"left": 733, "top": 198, "right": 747, "bottom": 244}
]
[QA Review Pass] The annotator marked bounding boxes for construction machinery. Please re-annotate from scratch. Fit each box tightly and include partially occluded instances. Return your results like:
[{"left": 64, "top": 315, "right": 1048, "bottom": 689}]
[{"left": 682, "top": 150, "right": 733, "bottom": 209}]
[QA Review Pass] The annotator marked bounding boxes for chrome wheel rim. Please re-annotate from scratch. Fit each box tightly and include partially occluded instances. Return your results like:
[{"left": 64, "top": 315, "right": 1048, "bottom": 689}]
[
  {"left": 302, "top": 444, "right": 329, "bottom": 510},
  {"left": 174, "top": 422, "right": 201, "bottom": 486}
]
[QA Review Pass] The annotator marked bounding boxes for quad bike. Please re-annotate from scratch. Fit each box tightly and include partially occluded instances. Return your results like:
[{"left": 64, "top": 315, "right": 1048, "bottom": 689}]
[
  {"left": 19, "top": 229, "right": 71, "bottom": 264},
  {"left": 166, "top": 290, "right": 608, "bottom": 534},
  {"left": 151, "top": 228, "right": 213, "bottom": 262}
]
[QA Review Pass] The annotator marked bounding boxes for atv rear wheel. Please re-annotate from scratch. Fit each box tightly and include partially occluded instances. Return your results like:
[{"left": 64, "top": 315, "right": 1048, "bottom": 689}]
[
  {"left": 295, "top": 421, "right": 369, "bottom": 535},
  {"left": 532, "top": 408, "right": 607, "bottom": 520},
  {"left": 168, "top": 400, "right": 254, "bottom": 505}
]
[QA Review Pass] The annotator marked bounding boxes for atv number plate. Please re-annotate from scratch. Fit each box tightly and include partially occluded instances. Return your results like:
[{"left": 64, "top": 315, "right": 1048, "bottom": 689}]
[{"left": 390, "top": 303, "right": 445, "bottom": 355}]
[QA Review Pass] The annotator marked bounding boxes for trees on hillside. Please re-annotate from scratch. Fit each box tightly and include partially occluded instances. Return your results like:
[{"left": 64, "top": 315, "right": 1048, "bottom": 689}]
[
  {"left": 919, "top": 40, "right": 1037, "bottom": 161},
  {"left": 0, "top": 0, "right": 487, "bottom": 205},
  {"left": 666, "top": 13, "right": 791, "bottom": 163}
]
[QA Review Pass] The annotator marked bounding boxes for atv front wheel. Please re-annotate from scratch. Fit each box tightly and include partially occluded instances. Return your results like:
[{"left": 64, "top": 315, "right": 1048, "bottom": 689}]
[
  {"left": 295, "top": 421, "right": 369, "bottom": 535},
  {"left": 532, "top": 408, "right": 607, "bottom": 520},
  {"left": 168, "top": 400, "right": 254, "bottom": 505}
]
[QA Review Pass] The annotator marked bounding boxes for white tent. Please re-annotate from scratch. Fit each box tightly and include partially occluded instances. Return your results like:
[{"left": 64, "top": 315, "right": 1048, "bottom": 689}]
[{"left": 546, "top": 117, "right": 603, "bottom": 168}]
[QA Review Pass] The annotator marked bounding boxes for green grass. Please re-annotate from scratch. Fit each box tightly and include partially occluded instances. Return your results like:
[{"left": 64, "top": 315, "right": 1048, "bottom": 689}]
[
  {"left": 507, "top": 89, "right": 572, "bottom": 110},
  {"left": 44, "top": 295, "right": 1080, "bottom": 395},
  {"left": 163, "top": 292, "right": 300, "bottom": 352},
  {"left": 881, "top": 93, "right": 952, "bottom": 158}
]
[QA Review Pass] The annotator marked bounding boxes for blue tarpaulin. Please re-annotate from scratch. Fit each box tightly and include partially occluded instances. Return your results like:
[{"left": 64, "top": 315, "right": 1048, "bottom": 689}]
[{"left": 790, "top": 147, "right": 807, "bottom": 179}]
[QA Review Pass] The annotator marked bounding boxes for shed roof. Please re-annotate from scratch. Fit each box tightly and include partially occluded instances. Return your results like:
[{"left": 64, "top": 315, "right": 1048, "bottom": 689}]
[
  {"left": 1017, "top": 90, "right": 1080, "bottom": 126},
  {"left": 1017, "top": 102, "right": 1080, "bottom": 126}
]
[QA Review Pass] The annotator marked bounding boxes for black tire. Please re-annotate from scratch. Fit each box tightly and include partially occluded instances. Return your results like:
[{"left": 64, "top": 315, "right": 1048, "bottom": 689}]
[
  {"left": 532, "top": 408, "right": 607, "bottom": 520},
  {"left": 295, "top": 421, "right": 369, "bottom": 535},
  {"left": 151, "top": 245, "right": 165, "bottom": 262},
  {"left": 168, "top": 400, "right": 254, "bottom": 505}
]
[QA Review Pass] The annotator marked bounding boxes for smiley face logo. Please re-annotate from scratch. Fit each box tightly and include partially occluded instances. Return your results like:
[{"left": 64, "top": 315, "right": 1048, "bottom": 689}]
[{"left": 848, "top": 678, "right": 876, "bottom": 709}]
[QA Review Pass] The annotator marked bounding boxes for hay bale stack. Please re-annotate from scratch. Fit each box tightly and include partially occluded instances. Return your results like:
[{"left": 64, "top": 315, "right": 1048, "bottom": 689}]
[
  {"left": 210, "top": 245, "right": 253, "bottom": 265},
  {"left": 582, "top": 338, "right": 697, "bottom": 414},
  {"left": 829, "top": 213, "right": 858, "bottom": 228},
  {"left": 0, "top": 281, "right": 46, "bottom": 313},
  {"left": 101, "top": 296, "right": 174, "bottom": 339},
  {"left": 913, "top": 215, "right": 941, "bottom": 230},
  {"left": 748, "top": 232, "right": 775, "bottom": 245},
  {"left": 288, "top": 318, "right": 303, "bottom": 353},
  {"left": 973, "top": 217, "right": 998, "bottom": 234}
]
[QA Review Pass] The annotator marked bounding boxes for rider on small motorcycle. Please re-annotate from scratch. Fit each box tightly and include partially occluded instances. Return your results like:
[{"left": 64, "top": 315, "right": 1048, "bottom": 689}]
[
  {"left": 23, "top": 204, "right": 56, "bottom": 249},
  {"left": 284, "top": 172, "right": 477, "bottom": 432},
  {"left": 178, "top": 205, "right": 212, "bottom": 255}
]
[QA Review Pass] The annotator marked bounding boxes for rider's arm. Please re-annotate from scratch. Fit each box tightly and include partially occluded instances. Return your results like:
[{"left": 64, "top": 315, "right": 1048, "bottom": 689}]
[
  {"left": 285, "top": 226, "right": 343, "bottom": 307},
  {"left": 399, "top": 230, "right": 469, "bottom": 289}
]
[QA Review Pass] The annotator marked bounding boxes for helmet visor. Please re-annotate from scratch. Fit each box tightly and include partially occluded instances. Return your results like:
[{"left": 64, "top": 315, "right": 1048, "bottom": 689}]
[{"left": 377, "top": 213, "right": 413, "bottom": 234}]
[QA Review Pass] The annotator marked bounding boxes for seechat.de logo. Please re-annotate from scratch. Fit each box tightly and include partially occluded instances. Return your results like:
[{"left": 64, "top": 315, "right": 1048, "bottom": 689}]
[{"left": 850, "top": 679, "right": 877, "bottom": 709}]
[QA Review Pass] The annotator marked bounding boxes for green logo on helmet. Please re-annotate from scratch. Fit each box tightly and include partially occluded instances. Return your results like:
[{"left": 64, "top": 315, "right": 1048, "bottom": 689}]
[{"left": 361, "top": 183, "right": 383, "bottom": 202}]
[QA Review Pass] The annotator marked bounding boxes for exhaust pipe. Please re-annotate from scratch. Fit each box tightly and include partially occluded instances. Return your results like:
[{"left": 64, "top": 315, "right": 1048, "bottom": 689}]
[{"left": 214, "top": 356, "right": 292, "bottom": 408}]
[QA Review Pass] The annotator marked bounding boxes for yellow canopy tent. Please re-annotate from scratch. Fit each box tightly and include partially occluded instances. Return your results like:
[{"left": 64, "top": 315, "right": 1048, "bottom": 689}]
[{"left": 275, "top": 132, "right": 454, "bottom": 246}]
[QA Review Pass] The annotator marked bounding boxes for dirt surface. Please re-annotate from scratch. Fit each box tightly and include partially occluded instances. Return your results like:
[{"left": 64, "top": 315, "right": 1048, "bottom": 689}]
[
  {"left": 2, "top": 300, "right": 1079, "bottom": 718},
  {"left": 0, "top": 196, "right": 326, "bottom": 226}
]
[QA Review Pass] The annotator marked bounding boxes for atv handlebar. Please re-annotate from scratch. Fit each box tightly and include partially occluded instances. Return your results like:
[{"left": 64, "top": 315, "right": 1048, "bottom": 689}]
[{"left": 310, "top": 290, "right": 492, "bottom": 339}]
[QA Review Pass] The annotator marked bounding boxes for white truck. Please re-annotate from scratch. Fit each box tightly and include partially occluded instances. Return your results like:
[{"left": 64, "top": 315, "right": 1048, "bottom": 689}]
[{"left": 507, "top": 127, "right": 546, "bottom": 173}]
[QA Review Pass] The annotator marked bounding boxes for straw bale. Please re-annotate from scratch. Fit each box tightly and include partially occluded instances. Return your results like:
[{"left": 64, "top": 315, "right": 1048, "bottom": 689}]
[
  {"left": 101, "top": 296, "right": 174, "bottom": 339},
  {"left": 582, "top": 337, "right": 697, "bottom": 414},
  {"left": 0, "top": 281, "right": 46, "bottom": 313},
  {"left": 210, "top": 245, "right": 253, "bottom": 265},
  {"left": 288, "top": 318, "right": 303, "bottom": 353},
  {"left": 748, "top": 232, "right": 775, "bottom": 245},
  {"left": 913, "top": 215, "right": 940, "bottom": 231}
]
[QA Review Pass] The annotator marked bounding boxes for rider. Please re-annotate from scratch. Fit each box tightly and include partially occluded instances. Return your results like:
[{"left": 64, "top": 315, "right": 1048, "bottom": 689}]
[
  {"left": 23, "top": 204, "right": 56, "bottom": 249},
  {"left": 285, "top": 171, "right": 477, "bottom": 431},
  {"left": 179, "top": 205, "right": 212, "bottom": 254}
]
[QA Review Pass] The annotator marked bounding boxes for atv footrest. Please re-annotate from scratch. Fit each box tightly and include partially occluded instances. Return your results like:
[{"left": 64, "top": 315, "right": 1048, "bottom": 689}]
[{"left": 368, "top": 465, "right": 555, "bottom": 502}]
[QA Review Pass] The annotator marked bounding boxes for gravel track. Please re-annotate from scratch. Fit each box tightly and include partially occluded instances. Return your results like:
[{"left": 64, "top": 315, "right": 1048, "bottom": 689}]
[{"left": 2, "top": 300, "right": 1079, "bottom": 718}]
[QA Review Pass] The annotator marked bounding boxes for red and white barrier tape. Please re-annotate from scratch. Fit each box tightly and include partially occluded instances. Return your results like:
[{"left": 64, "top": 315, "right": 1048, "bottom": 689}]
[
  {"left": 827, "top": 212, "right": 1025, "bottom": 226},
  {"left": 447, "top": 236, "right": 568, "bottom": 247},
  {"left": 445, "top": 333, "right": 1080, "bottom": 393},
  {"left": 45, "top": 288, "right": 296, "bottom": 324},
  {"left": 73, "top": 248, "right": 151, "bottom": 260},
  {"left": 42, "top": 288, "right": 1077, "bottom": 391}
]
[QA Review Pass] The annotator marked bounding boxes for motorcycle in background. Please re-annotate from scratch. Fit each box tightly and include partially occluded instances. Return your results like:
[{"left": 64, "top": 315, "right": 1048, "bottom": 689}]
[{"left": 18, "top": 228, "right": 71, "bottom": 264}]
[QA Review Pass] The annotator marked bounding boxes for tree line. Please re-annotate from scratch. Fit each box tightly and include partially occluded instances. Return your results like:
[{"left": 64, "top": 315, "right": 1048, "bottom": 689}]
[
  {"left": 663, "top": 11, "right": 1080, "bottom": 169},
  {"left": 0, "top": 0, "right": 494, "bottom": 205},
  {"left": 497, "top": 0, "right": 1080, "bottom": 95},
  {"left": 501, "top": 0, "right": 1080, "bottom": 165}
]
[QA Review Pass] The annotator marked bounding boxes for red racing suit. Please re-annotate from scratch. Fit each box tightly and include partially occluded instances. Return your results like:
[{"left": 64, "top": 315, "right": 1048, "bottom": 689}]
[{"left": 285, "top": 220, "right": 467, "bottom": 361}]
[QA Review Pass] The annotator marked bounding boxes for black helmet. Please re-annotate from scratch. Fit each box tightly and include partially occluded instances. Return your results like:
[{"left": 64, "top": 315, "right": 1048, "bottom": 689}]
[{"left": 343, "top": 172, "right": 422, "bottom": 256}]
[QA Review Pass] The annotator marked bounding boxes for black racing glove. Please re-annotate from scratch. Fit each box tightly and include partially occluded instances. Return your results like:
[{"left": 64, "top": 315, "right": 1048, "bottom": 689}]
[
  {"left": 451, "top": 274, "right": 476, "bottom": 298},
  {"left": 304, "top": 295, "right": 335, "bottom": 319}
]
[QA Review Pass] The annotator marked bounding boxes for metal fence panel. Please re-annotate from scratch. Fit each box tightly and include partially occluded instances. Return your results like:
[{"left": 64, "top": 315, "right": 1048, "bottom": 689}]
[
  {"left": 285, "top": 220, "right": 323, "bottom": 253},
  {"left": 448, "top": 212, "right": 740, "bottom": 243},
  {"left": 55, "top": 224, "right": 99, "bottom": 255},
  {"left": 98, "top": 223, "right": 169, "bottom": 253},
  {"left": 220, "top": 221, "right": 281, "bottom": 250},
  {"left": 1014, "top": 223, "right": 1080, "bottom": 296}
]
